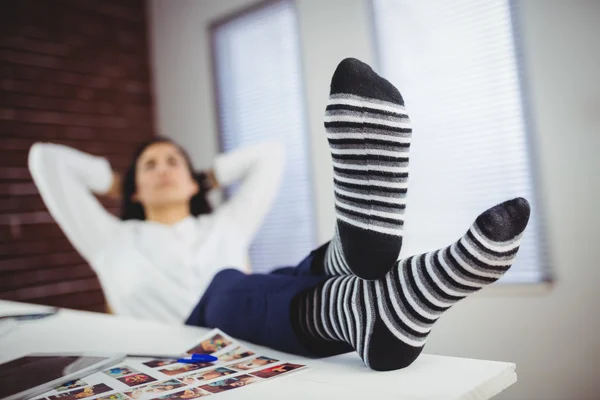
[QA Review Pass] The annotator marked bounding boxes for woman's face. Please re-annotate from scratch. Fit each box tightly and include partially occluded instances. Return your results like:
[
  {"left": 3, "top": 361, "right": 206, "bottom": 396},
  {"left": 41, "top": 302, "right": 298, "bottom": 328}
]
[
  {"left": 201, "top": 342, "right": 217, "bottom": 352},
  {"left": 181, "top": 390, "right": 198, "bottom": 398},
  {"left": 134, "top": 142, "right": 199, "bottom": 210}
]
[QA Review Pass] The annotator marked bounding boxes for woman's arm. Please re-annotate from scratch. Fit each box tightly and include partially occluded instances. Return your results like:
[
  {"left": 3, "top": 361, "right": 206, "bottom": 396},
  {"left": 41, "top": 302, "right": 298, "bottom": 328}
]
[
  {"left": 212, "top": 140, "right": 286, "bottom": 247},
  {"left": 28, "top": 143, "right": 123, "bottom": 263}
]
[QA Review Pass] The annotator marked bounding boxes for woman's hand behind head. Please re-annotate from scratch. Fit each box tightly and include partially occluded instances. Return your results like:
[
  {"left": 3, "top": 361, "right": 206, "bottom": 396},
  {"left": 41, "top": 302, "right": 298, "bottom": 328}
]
[{"left": 106, "top": 171, "right": 122, "bottom": 199}]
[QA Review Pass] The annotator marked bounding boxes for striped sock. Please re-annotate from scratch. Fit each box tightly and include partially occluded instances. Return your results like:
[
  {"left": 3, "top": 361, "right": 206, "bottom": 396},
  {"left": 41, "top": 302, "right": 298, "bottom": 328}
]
[
  {"left": 323, "top": 58, "right": 412, "bottom": 280},
  {"left": 296, "top": 197, "right": 530, "bottom": 371}
]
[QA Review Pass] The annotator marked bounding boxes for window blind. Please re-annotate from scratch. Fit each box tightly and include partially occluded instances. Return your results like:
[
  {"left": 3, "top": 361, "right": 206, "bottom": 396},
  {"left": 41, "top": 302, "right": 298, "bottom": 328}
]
[
  {"left": 372, "top": 0, "right": 549, "bottom": 283},
  {"left": 212, "top": 0, "right": 316, "bottom": 271}
]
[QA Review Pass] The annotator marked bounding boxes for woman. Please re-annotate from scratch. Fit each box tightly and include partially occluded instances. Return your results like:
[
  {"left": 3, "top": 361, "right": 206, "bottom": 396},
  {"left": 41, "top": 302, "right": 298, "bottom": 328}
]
[
  {"left": 30, "top": 58, "right": 531, "bottom": 371},
  {"left": 29, "top": 131, "right": 284, "bottom": 323}
]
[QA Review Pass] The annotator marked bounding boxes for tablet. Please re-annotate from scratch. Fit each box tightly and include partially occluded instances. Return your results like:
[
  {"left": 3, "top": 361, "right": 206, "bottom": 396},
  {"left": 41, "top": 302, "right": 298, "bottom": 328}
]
[{"left": 0, "top": 353, "right": 125, "bottom": 400}]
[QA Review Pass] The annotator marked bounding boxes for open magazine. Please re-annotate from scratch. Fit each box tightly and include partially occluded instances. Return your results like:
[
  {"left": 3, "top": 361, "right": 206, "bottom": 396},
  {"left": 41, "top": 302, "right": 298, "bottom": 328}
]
[{"left": 32, "top": 329, "right": 307, "bottom": 400}]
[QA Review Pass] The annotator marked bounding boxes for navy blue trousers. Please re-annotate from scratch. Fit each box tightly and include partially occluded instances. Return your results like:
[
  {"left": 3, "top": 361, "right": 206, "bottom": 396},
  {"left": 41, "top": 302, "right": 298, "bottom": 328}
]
[{"left": 185, "top": 242, "right": 353, "bottom": 358}]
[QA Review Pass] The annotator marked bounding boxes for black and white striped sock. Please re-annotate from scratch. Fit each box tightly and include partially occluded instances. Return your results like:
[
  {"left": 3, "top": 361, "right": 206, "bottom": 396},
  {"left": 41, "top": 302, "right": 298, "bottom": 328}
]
[
  {"left": 323, "top": 58, "right": 412, "bottom": 280},
  {"left": 297, "top": 198, "right": 530, "bottom": 371}
]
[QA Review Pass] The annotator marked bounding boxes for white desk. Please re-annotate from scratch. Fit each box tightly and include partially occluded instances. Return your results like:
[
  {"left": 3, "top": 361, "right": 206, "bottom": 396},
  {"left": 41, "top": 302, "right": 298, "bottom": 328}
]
[{"left": 0, "top": 300, "right": 516, "bottom": 400}]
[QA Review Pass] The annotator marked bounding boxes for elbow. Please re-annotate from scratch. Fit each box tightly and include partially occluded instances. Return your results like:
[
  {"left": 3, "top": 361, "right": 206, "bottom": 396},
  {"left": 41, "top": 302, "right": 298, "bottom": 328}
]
[
  {"left": 28, "top": 142, "right": 63, "bottom": 180},
  {"left": 28, "top": 142, "right": 48, "bottom": 175}
]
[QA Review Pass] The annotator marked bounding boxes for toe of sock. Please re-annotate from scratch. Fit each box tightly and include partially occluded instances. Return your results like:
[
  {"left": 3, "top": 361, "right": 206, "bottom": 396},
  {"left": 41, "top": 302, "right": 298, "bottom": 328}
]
[
  {"left": 475, "top": 197, "right": 531, "bottom": 241},
  {"left": 330, "top": 58, "right": 404, "bottom": 105}
]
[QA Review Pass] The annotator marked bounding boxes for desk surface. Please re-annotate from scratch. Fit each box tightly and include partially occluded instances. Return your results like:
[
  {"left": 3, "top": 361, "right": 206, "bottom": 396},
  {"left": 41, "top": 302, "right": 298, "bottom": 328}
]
[{"left": 0, "top": 300, "right": 516, "bottom": 400}]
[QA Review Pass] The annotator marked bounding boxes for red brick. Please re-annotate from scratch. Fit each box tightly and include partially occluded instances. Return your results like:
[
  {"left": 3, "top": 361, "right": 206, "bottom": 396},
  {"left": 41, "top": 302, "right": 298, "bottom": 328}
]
[
  {"left": 0, "top": 224, "right": 67, "bottom": 243},
  {"left": 0, "top": 264, "right": 95, "bottom": 290},
  {"left": 20, "top": 26, "right": 50, "bottom": 40},
  {"left": 0, "top": 238, "right": 73, "bottom": 256},
  {"left": 0, "top": 36, "right": 71, "bottom": 56},
  {"left": 0, "top": 121, "right": 61, "bottom": 140},
  {"left": 2, "top": 77, "right": 82, "bottom": 98},
  {"left": 116, "top": 30, "right": 138, "bottom": 47},
  {"left": 0, "top": 210, "right": 56, "bottom": 225},
  {"left": 0, "top": 93, "right": 114, "bottom": 115},
  {"left": 64, "top": 34, "right": 88, "bottom": 47},
  {"left": 0, "top": 183, "right": 38, "bottom": 196},
  {"left": 29, "top": 289, "right": 106, "bottom": 311},
  {"left": 0, "top": 48, "right": 61, "bottom": 69},
  {"left": 0, "top": 137, "right": 36, "bottom": 151},
  {"left": 0, "top": 195, "right": 47, "bottom": 213},
  {"left": 62, "top": 0, "right": 144, "bottom": 23},
  {"left": 1, "top": 277, "right": 101, "bottom": 300},
  {"left": 0, "top": 108, "right": 16, "bottom": 120},
  {"left": 4, "top": 109, "right": 127, "bottom": 129},
  {"left": 0, "top": 251, "right": 83, "bottom": 272},
  {"left": 0, "top": 167, "right": 31, "bottom": 181},
  {"left": 0, "top": 121, "right": 152, "bottom": 143}
]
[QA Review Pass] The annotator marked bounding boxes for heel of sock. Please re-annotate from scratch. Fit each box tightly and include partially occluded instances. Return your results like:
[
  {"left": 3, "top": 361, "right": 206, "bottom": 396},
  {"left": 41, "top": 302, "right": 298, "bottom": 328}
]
[
  {"left": 366, "top": 318, "right": 424, "bottom": 371},
  {"left": 338, "top": 221, "right": 401, "bottom": 280}
]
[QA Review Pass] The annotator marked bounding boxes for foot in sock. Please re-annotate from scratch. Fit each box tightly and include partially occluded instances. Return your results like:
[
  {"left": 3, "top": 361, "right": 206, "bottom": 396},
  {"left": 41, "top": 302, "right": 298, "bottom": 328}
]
[
  {"left": 323, "top": 58, "right": 412, "bottom": 280},
  {"left": 296, "top": 197, "right": 530, "bottom": 371}
]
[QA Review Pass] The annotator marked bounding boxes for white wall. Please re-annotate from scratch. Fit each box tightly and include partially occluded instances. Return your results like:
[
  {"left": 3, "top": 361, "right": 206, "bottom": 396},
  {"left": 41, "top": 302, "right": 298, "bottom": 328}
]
[{"left": 148, "top": 0, "right": 600, "bottom": 398}]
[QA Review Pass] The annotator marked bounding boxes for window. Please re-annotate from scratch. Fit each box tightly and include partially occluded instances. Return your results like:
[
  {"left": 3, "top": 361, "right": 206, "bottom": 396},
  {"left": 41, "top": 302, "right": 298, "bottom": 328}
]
[
  {"left": 372, "top": 0, "right": 549, "bottom": 283},
  {"left": 212, "top": 0, "right": 315, "bottom": 271}
]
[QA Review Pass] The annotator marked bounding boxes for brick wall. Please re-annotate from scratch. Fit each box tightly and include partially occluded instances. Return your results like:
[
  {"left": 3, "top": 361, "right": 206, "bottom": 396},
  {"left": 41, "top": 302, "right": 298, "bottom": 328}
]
[{"left": 0, "top": 0, "right": 155, "bottom": 312}]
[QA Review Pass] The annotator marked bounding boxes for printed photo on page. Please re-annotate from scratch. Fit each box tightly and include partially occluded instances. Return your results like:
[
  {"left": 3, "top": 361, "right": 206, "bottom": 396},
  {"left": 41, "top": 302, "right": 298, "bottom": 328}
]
[
  {"left": 103, "top": 366, "right": 139, "bottom": 379},
  {"left": 179, "top": 367, "right": 237, "bottom": 385},
  {"left": 250, "top": 363, "right": 307, "bottom": 379},
  {"left": 159, "top": 362, "right": 214, "bottom": 376},
  {"left": 54, "top": 379, "right": 88, "bottom": 392},
  {"left": 124, "top": 379, "right": 186, "bottom": 399},
  {"left": 186, "top": 332, "right": 232, "bottom": 355},
  {"left": 156, "top": 387, "right": 211, "bottom": 399},
  {"left": 47, "top": 384, "right": 113, "bottom": 400},
  {"left": 95, "top": 394, "right": 129, "bottom": 400},
  {"left": 217, "top": 346, "right": 256, "bottom": 362},
  {"left": 229, "top": 356, "right": 279, "bottom": 371},
  {"left": 199, "top": 374, "right": 260, "bottom": 394}
]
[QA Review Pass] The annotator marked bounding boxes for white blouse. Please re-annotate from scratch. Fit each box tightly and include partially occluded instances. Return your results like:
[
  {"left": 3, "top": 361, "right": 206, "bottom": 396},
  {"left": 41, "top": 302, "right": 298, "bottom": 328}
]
[{"left": 28, "top": 141, "right": 285, "bottom": 324}]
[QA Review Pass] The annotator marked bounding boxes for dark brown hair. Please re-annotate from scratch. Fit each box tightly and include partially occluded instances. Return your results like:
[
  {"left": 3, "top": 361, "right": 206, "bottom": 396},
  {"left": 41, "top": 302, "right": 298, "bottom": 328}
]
[{"left": 121, "top": 137, "right": 213, "bottom": 220}]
